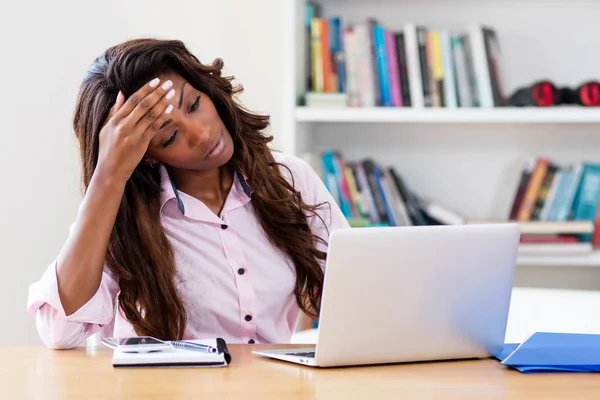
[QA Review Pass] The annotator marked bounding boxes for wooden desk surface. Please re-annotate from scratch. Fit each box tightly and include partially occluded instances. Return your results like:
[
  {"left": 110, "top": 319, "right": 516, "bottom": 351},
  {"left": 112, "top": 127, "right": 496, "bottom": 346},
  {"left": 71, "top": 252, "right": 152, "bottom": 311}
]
[{"left": 1, "top": 344, "right": 598, "bottom": 399}]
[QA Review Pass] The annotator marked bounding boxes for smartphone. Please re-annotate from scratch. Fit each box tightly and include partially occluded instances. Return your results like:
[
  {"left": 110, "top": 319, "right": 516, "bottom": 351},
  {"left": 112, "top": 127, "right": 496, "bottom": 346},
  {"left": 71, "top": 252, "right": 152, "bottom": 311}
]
[{"left": 101, "top": 336, "right": 170, "bottom": 353}]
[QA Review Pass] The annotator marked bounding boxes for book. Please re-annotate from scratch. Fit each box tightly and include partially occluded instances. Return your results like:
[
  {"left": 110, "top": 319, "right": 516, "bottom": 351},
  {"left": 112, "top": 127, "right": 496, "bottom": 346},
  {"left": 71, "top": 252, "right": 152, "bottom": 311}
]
[
  {"left": 428, "top": 30, "right": 444, "bottom": 107},
  {"left": 468, "top": 24, "right": 495, "bottom": 107},
  {"left": 394, "top": 32, "right": 411, "bottom": 106},
  {"left": 329, "top": 16, "right": 346, "bottom": 93},
  {"left": 310, "top": 18, "right": 324, "bottom": 92},
  {"left": 343, "top": 27, "right": 360, "bottom": 106},
  {"left": 386, "top": 30, "right": 402, "bottom": 107},
  {"left": 531, "top": 163, "right": 559, "bottom": 220},
  {"left": 440, "top": 30, "right": 458, "bottom": 108},
  {"left": 403, "top": 23, "right": 425, "bottom": 107},
  {"left": 305, "top": 2, "right": 321, "bottom": 92},
  {"left": 374, "top": 24, "right": 392, "bottom": 106},
  {"left": 517, "top": 158, "right": 550, "bottom": 221},
  {"left": 112, "top": 338, "right": 232, "bottom": 368},
  {"left": 509, "top": 158, "right": 536, "bottom": 220},
  {"left": 451, "top": 35, "right": 473, "bottom": 107}
]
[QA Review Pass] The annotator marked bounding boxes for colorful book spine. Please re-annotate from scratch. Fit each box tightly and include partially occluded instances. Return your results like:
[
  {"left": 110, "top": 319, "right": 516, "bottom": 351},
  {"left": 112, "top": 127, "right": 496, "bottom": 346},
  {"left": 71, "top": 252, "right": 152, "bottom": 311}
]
[
  {"left": 367, "top": 19, "right": 382, "bottom": 106},
  {"left": 343, "top": 27, "right": 360, "bottom": 106},
  {"left": 320, "top": 19, "right": 335, "bottom": 93},
  {"left": 403, "top": 24, "right": 425, "bottom": 107},
  {"left": 395, "top": 32, "right": 411, "bottom": 106},
  {"left": 555, "top": 163, "right": 584, "bottom": 221},
  {"left": 374, "top": 25, "right": 392, "bottom": 106},
  {"left": 363, "top": 160, "right": 390, "bottom": 224},
  {"left": 547, "top": 169, "right": 573, "bottom": 221},
  {"left": 329, "top": 17, "right": 346, "bottom": 93},
  {"left": 344, "top": 164, "right": 365, "bottom": 218},
  {"left": 354, "top": 163, "right": 380, "bottom": 224},
  {"left": 509, "top": 158, "right": 535, "bottom": 220},
  {"left": 572, "top": 163, "right": 600, "bottom": 222},
  {"left": 372, "top": 164, "right": 398, "bottom": 226},
  {"left": 517, "top": 158, "right": 550, "bottom": 221},
  {"left": 354, "top": 24, "right": 376, "bottom": 107},
  {"left": 468, "top": 24, "right": 494, "bottom": 107},
  {"left": 335, "top": 154, "right": 360, "bottom": 218},
  {"left": 426, "top": 31, "right": 439, "bottom": 107},
  {"left": 531, "top": 164, "right": 558, "bottom": 220},
  {"left": 304, "top": 3, "right": 317, "bottom": 92},
  {"left": 322, "top": 151, "right": 352, "bottom": 218},
  {"left": 429, "top": 30, "right": 444, "bottom": 107},
  {"left": 546, "top": 170, "right": 570, "bottom": 221},
  {"left": 440, "top": 30, "right": 457, "bottom": 108},
  {"left": 451, "top": 36, "right": 473, "bottom": 107},
  {"left": 311, "top": 18, "right": 324, "bottom": 92},
  {"left": 539, "top": 170, "right": 563, "bottom": 221},
  {"left": 385, "top": 30, "right": 402, "bottom": 107}
]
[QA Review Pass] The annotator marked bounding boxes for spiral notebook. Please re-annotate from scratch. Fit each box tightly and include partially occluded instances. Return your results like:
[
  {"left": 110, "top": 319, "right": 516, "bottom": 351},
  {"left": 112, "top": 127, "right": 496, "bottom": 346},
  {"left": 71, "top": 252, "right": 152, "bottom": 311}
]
[{"left": 112, "top": 338, "right": 232, "bottom": 368}]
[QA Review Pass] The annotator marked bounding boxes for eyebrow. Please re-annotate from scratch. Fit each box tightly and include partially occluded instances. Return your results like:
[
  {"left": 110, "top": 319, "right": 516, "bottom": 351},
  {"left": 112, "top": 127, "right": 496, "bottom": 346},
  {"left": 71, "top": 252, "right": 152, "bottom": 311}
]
[
  {"left": 178, "top": 82, "right": 187, "bottom": 109},
  {"left": 159, "top": 118, "right": 173, "bottom": 130}
]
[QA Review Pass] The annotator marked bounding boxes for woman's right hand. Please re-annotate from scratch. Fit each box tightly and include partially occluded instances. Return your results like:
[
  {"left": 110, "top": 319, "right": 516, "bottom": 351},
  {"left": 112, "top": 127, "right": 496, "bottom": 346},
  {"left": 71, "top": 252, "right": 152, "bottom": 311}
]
[{"left": 95, "top": 77, "right": 176, "bottom": 183}]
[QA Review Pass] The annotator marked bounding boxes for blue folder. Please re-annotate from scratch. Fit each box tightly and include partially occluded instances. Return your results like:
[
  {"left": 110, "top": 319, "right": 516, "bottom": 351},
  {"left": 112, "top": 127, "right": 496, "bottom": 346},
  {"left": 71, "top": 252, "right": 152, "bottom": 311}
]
[{"left": 494, "top": 332, "right": 600, "bottom": 373}]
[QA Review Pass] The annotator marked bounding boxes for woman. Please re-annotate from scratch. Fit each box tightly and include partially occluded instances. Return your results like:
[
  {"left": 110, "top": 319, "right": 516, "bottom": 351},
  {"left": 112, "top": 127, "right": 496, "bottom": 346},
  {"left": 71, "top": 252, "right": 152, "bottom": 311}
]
[{"left": 27, "top": 38, "right": 349, "bottom": 349}]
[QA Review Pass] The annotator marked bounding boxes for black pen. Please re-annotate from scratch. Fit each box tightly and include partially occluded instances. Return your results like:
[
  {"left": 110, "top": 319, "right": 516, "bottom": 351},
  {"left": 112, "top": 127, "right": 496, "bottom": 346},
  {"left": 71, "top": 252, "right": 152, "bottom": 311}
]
[{"left": 171, "top": 341, "right": 218, "bottom": 353}]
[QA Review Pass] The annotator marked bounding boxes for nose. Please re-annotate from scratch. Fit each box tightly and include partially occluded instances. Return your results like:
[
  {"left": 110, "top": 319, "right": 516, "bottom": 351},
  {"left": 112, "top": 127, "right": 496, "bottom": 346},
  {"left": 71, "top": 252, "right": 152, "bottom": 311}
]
[{"left": 186, "top": 122, "right": 211, "bottom": 148}]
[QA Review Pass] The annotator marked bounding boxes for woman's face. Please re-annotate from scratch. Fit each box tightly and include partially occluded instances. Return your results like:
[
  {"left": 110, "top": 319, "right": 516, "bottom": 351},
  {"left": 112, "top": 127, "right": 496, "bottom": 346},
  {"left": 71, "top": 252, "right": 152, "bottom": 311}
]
[{"left": 145, "top": 73, "right": 234, "bottom": 171}]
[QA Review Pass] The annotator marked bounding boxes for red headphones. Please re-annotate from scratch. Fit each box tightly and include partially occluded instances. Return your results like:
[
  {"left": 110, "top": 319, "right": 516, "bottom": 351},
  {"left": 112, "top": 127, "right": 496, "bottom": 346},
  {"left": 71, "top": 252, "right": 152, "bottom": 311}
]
[
  {"left": 577, "top": 82, "right": 600, "bottom": 106},
  {"left": 509, "top": 80, "right": 600, "bottom": 107}
]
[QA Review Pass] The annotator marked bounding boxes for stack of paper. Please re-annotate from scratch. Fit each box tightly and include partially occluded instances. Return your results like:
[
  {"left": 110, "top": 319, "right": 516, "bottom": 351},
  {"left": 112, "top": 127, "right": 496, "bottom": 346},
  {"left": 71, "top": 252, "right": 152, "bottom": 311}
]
[{"left": 496, "top": 332, "right": 600, "bottom": 373}]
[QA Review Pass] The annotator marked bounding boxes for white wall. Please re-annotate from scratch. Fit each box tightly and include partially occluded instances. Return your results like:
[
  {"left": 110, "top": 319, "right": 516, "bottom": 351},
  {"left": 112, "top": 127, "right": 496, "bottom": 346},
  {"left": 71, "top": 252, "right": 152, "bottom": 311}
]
[
  {"left": 0, "top": 0, "right": 230, "bottom": 346},
  {"left": 220, "top": 0, "right": 287, "bottom": 151}
]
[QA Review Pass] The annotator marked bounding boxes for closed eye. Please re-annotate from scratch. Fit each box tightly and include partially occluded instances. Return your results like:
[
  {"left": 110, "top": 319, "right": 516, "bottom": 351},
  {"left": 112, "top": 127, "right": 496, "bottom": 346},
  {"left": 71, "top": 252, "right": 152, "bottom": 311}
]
[
  {"left": 162, "top": 130, "right": 178, "bottom": 148},
  {"left": 188, "top": 95, "right": 200, "bottom": 114}
]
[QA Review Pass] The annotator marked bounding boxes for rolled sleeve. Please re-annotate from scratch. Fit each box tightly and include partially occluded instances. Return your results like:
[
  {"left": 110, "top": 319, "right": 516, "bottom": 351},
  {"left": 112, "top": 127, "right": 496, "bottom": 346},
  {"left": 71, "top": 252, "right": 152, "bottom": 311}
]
[{"left": 27, "top": 260, "right": 119, "bottom": 349}]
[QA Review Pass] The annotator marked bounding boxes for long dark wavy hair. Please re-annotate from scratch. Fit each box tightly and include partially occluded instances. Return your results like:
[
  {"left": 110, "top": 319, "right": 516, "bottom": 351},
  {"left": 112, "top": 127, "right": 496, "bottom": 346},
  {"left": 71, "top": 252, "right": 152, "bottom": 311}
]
[{"left": 73, "top": 38, "right": 329, "bottom": 340}]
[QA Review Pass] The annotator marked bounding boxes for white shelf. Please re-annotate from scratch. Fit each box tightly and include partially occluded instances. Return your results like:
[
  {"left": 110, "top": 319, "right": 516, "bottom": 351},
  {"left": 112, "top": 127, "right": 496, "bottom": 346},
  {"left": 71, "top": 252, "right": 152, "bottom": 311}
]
[
  {"left": 518, "top": 252, "right": 600, "bottom": 268},
  {"left": 295, "top": 107, "right": 600, "bottom": 124}
]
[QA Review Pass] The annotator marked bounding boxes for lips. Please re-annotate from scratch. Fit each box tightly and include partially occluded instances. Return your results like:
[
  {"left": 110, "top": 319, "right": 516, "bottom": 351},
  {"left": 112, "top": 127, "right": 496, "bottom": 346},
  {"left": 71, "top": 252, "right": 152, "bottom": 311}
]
[
  {"left": 203, "top": 132, "right": 225, "bottom": 159},
  {"left": 204, "top": 136, "right": 220, "bottom": 158}
]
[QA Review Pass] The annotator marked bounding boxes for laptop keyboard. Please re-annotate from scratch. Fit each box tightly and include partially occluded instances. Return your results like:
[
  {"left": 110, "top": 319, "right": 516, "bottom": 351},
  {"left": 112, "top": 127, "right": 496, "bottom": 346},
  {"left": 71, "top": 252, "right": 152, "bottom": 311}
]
[{"left": 285, "top": 351, "right": 315, "bottom": 358}]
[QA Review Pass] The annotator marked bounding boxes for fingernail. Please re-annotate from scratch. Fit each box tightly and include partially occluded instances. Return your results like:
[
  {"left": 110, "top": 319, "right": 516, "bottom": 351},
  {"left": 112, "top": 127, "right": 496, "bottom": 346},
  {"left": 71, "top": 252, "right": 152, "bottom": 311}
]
[
  {"left": 165, "top": 89, "right": 175, "bottom": 100},
  {"left": 165, "top": 104, "right": 173, "bottom": 114},
  {"left": 116, "top": 91, "right": 122, "bottom": 103},
  {"left": 149, "top": 78, "right": 160, "bottom": 88},
  {"left": 161, "top": 80, "right": 173, "bottom": 90}
]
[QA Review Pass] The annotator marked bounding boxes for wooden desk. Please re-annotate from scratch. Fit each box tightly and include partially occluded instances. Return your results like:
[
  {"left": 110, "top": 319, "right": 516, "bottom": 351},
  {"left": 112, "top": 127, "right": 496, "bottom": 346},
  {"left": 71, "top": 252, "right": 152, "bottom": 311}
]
[{"left": 1, "top": 344, "right": 598, "bottom": 399}]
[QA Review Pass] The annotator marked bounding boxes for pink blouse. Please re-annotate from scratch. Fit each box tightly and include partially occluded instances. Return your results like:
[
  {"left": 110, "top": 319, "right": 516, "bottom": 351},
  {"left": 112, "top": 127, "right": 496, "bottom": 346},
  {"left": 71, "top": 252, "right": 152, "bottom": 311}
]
[{"left": 27, "top": 152, "right": 349, "bottom": 349}]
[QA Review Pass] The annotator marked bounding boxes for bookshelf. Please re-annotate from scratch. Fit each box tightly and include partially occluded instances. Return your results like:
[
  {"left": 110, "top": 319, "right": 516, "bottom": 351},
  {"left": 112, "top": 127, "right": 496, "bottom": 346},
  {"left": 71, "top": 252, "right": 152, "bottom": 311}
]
[
  {"left": 280, "top": 0, "right": 600, "bottom": 274},
  {"left": 296, "top": 107, "right": 600, "bottom": 124},
  {"left": 517, "top": 253, "right": 600, "bottom": 268}
]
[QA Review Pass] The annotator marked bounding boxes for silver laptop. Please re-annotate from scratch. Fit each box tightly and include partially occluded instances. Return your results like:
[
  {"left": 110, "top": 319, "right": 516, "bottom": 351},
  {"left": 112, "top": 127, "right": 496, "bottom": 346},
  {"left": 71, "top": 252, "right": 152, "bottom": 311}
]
[{"left": 252, "top": 223, "right": 520, "bottom": 367}]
